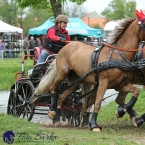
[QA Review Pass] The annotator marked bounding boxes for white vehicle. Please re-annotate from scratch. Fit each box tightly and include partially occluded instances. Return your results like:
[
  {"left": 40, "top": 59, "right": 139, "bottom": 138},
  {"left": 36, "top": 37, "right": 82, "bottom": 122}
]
[{"left": 103, "top": 20, "right": 120, "bottom": 42}]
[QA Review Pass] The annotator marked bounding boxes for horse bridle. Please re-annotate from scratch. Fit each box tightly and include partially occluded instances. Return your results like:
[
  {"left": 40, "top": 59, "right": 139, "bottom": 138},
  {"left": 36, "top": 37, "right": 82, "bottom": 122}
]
[{"left": 137, "top": 18, "right": 145, "bottom": 41}]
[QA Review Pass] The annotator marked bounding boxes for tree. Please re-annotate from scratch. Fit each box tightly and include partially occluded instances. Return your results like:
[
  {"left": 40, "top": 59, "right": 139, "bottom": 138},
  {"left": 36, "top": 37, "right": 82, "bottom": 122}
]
[
  {"left": 22, "top": 8, "right": 52, "bottom": 36},
  {"left": 101, "top": 0, "right": 136, "bottom": 21},
  {"left": 16, "top": 0, "right": 86, "bottom": 17},
  {"left": 0, "top": 0, "right": 27, "bottom": 28},
  {"left": 0, "top": 0, "right": 17, "bottom": 25},
  {"left": 64, "top": 1, "right": 88, "bottom": 17}
]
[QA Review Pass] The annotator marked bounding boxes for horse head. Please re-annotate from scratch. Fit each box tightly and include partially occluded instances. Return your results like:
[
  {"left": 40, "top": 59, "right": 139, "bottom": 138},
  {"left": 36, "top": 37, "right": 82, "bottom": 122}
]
[{"left": 136, "top": 9, "right": 145, "bottom": 40}]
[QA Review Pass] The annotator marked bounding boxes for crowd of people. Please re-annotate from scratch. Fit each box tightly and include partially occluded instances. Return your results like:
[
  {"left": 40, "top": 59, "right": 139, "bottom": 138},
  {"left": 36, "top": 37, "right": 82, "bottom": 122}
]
[
  {"left": 0, "top": 14, "right": 103, "bottom": 61},
  {"left": 23, "top": 36, "right": 42, "bottom": 59}
]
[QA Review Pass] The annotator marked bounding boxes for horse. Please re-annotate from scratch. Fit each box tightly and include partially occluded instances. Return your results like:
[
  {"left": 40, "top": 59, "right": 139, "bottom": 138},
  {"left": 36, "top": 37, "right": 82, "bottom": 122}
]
[
  {"left": 78, "top": 41, "right": 145, "bottom": 128},
  {"left": 33, "top": 10, "right": 145, "bottom": 132},
  {"left": 115, "top": 41, "right": 145, "bottom": 128}
]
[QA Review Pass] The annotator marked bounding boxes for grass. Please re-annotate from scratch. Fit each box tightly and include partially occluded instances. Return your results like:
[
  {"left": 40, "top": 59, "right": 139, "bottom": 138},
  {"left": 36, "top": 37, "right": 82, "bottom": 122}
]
[
  {"left": 1, "top": 92, "right": 145, "bottom": 145},
  {"left": 1, "top": 58, "right": 145, "bottom": 144},
  {"left": 0, "top": 58, "right": 33, "bottom": 91}
]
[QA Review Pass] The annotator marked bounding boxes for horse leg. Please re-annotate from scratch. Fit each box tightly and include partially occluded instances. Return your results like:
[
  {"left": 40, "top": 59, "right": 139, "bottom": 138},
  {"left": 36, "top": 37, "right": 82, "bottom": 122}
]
[
  {"left": 80, "top": 92, "right": 96, "bottom": 127},
  {"left": 89, "top": 83, "right": 139, "bottom": 132},
  {"left": 52, "top": 83, "right": 80, "bottom": 125},
  {"left": 134, "top": 113, "right": 145, "bottom": 127},
  {"left": 115, "top": 91, "right": 138, "bottom": 121},
  {"left": 89, "top": 81, "right": 108, "bottom": 132},
  {"left": 79, "top": 83, "right": 93, "bottom": 127},
  {"left": 51, "top": 70, "right": 81, "bottom": 124},
  {"left": 48, "top": 65, "right": 70, "bottom": 119},
  {"left": 115, "top": 83, "right": 139, "bottom": 118},
  {"left": 80, "top": 107, "right": 91, "bottom": 127}
]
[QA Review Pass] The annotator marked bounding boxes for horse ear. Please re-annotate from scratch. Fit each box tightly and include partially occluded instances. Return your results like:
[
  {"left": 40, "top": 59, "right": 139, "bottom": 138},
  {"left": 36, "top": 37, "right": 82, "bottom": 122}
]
[
  {"left": 136, "top": 9, "right": 145, "bottom": 22},
  {"left": 140, "top": 9, "right": 145, "bottom": 16}
]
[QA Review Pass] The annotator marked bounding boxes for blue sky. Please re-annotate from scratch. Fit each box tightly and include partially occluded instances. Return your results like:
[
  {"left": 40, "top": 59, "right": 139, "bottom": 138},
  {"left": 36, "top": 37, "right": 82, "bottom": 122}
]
[{"left": 82, "top": 0, "right": 143, "bottom": 15}]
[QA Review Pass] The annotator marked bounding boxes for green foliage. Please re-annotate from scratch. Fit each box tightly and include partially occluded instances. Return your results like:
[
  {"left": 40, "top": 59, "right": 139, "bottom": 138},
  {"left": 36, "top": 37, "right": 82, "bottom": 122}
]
[
  {"left": 0, "top": 0, "right": 18, "bottom": 26},
  {"left": 92, "top": 24, "right": 103, "bottom": 29},
  {"left": 16, "top": 0, "right": 86, "bottom": 17},
  {"left": 101, "top": 0, "right": 136, "bottom": 20},
  {"left": 22, "top": 8, "right": 52, "bottom": 36}
]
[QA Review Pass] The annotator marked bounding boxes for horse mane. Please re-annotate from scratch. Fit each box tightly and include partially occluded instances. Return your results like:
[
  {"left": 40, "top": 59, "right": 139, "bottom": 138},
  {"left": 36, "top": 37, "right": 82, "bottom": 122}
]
[{"left": 108, "top": 17, "right": 136, "bottom": 44}]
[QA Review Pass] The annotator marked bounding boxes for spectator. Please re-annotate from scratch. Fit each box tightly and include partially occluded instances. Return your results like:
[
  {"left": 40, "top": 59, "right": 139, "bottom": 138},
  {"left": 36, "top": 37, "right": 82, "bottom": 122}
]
[
  {"left": 23, "top": 37, "right": 30, "bottom": 60},
  {"left": 29, "top": 36, "right": 36, "bottom": 59},
  {"left": 35, "top": 37, "right": 42, "bottom": 48},
  {"left": 0, "top": 39, "right": 4, "bottom": 60}
]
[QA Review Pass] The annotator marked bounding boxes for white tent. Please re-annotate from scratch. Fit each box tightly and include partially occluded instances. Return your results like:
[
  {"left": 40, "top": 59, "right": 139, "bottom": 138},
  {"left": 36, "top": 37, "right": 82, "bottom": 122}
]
[
  {"left": 103, "top": 20, "right": 120, "bottom": 42},
  {"left": 0, "top": 20, "right": 23, "bottom": 33}
]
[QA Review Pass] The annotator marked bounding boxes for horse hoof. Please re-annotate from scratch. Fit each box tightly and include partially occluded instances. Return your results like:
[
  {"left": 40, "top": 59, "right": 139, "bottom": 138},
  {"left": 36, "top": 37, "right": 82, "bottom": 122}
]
[
  {"left": 92, "top": 127, "right": 102, "bottom": 132},
  {"left": 133, "top": 121, "right": 138, "bottom": 127},
  {"left": 133, "top": 117, "right": 143, "bottom": 128},
  {"left": 116, "top": 106, "right": 127, "bottom": 118},
  {"left": 48, "top": 111, "right": 56, "bottom": 120}
]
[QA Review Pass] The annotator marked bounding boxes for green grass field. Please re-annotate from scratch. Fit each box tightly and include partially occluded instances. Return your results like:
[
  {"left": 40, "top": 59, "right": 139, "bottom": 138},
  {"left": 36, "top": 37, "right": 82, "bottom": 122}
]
[
  {"left": 0, "top": 58, "right": 33, "bottom": 91},
  {"left": 1, "top": 58, "right": 145, "bottom": 144}
]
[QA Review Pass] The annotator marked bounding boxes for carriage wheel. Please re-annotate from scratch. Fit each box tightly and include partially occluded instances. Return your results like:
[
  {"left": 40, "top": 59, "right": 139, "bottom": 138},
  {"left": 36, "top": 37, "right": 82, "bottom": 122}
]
[
  {"left": 15, "top": 80, "right": 35, "bottom": 121},
  {"left": 7, "top": 89, "right": 16, "bottom": 116}
]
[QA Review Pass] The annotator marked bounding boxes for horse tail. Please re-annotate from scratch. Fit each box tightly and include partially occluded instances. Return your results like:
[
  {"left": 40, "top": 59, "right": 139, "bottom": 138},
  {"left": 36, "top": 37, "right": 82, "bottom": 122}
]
[{"left": 34, "top": 59, "right": 56, "bottom": 94}]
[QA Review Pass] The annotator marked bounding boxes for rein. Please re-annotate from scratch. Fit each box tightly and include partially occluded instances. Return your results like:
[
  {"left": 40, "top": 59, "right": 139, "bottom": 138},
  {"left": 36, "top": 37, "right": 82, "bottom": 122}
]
[
  {"left": 64, "top": 41, "right": 145, "bottom": 52},
  {"left": 102, "top": 42, "right": 145, "bottom": 52}
]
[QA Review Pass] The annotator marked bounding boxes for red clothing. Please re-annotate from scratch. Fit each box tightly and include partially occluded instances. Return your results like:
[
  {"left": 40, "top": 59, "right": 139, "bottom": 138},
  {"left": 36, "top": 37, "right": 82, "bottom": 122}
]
[
  {"left": 46, "top": 25, "right": 70, "bottom": 42},
  {"left": 42, "top": 25, "right": 70, "bottom": 54}
]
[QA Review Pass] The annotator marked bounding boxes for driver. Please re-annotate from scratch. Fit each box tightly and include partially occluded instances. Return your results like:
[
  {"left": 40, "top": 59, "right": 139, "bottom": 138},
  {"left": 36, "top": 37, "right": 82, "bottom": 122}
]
[{"left": 36, "top": 14, "right": 70, "bottom": 64}]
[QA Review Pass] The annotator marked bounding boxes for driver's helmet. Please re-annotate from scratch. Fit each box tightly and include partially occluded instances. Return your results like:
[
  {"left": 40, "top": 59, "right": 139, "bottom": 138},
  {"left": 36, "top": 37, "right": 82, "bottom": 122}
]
[{"left": 55, "top": 14, "right": 69, "bottom": 23}]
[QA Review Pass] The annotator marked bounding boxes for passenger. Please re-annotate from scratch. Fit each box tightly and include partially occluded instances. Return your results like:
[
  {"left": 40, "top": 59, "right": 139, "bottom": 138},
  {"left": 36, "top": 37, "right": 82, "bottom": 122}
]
[
  {"left": 35, "top": 37, "right": 42, "bottom": 49},
  {"left": 36, "top": 14, "right": 70, "bottom": 64},
  {"left": 23, "top": 37, "right": 30, "bottom": 60}
]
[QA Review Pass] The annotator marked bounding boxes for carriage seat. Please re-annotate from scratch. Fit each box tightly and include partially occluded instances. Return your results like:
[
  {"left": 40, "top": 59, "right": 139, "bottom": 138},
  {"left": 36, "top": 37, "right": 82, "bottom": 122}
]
[{"left": 28, "top": 54, "right": 57, "bottom": 82}]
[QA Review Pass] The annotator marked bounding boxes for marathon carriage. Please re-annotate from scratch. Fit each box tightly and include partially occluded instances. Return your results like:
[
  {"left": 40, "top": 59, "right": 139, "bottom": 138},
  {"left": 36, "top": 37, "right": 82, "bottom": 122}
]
[{"left": 6, "top": 47, "right": 90, "bottom": 127}]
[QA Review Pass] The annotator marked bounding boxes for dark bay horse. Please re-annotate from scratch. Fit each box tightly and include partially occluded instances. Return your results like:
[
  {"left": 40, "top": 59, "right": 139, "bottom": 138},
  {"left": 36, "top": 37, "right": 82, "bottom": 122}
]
[
  {"left": 34, "top": 10, "right": 145, "bottom": 131},
  {"left": 115, "top": 42, "right": 145, "bottom": 128}
]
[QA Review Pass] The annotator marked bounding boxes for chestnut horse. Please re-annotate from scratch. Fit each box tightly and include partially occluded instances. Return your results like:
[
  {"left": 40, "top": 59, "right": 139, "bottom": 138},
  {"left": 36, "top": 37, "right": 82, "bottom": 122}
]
[
  {"left": 82, "top": 22, "right": 145, "bottom": 129},
  {"left": 34, "top": 10, "right": 145, "bottom": 131},
  {"left": 79, "top": 43, "right": 145, "bottom": 127}
]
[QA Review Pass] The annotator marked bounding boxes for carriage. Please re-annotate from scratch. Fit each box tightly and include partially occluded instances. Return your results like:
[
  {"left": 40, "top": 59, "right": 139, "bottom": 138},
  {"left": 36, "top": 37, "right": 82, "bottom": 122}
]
[{"left": 6, "top": 46, "right": 91, "bottom": 127}]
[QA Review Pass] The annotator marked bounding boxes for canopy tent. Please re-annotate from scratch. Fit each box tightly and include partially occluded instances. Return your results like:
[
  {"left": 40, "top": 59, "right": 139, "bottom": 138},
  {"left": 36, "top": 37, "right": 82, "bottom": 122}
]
[
  {"left": 0, "top": 20, "right": 23, "bottom": 58},
  {"left": 29, "top": 17, "right": 103, "bottom": 38},
  {"left": 0, "top": 20, "right": 23, "bottom": 33}
]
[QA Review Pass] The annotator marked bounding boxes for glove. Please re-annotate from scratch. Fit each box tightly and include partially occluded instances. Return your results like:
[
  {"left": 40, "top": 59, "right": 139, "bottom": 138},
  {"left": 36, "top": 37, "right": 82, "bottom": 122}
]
[{"left": 59, "top": 37, "right": 66, "bottom": 41}]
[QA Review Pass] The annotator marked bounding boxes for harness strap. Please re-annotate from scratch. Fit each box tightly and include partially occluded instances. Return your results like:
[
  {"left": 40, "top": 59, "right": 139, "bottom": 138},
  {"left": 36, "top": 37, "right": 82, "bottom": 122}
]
[
  {"left": 91, "top": 44, "right": 104, "bottom": 82},
  {"left": 102, "top": 42, "right": 145, "bottom": 52}
]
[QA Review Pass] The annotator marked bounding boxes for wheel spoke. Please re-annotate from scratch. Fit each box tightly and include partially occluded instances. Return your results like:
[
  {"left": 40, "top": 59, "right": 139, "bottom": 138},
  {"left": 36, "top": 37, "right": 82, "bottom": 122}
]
[
  {"left": 21, "top": 86, "right": 26, "bottom": 100},
  {"left": 7, "top": 89, "right": 16, "bottom": 116},
  {"left": 15, "top": 80, "right": 35, "bottom": 121},
  {"left": 18, "top": 94, "right": 24, "bottom": 102}
]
